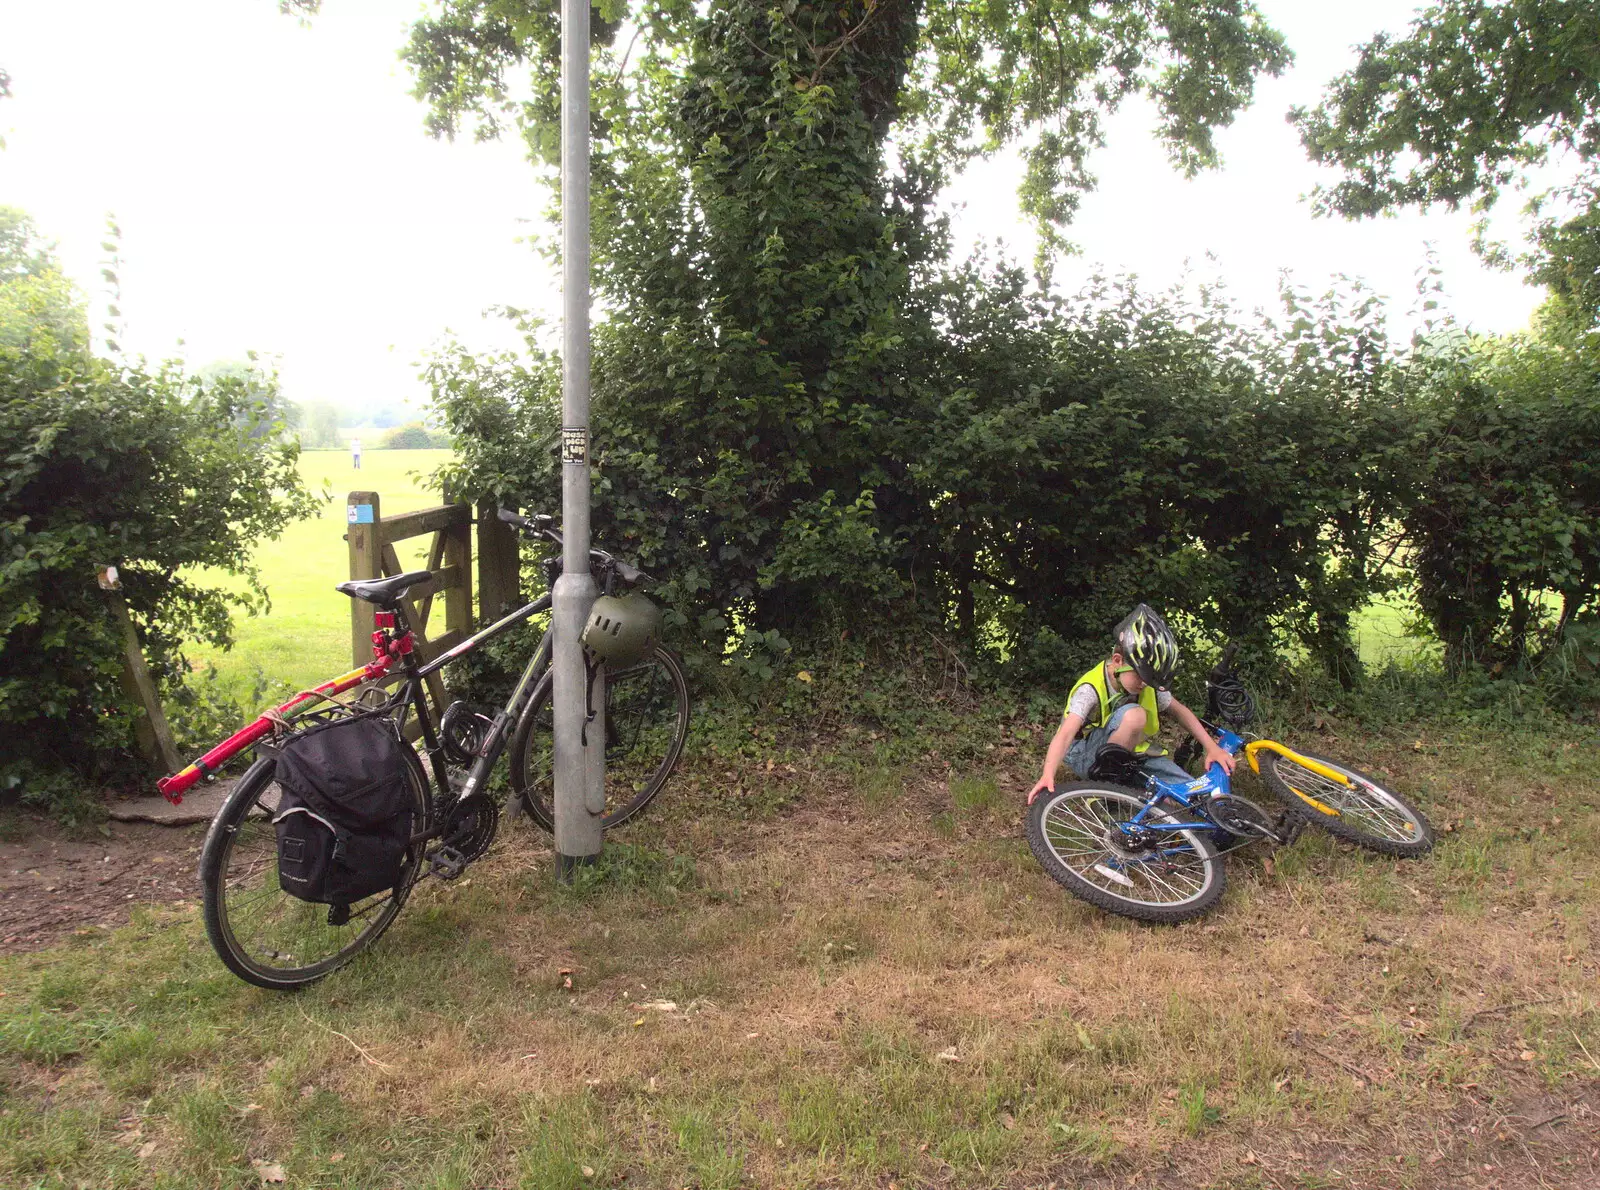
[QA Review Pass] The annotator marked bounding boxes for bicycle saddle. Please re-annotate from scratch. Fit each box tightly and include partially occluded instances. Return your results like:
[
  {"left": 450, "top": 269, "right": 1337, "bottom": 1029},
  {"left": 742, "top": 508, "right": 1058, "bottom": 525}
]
[{"left": 336, "top": 570, "right": 432, "bottom": 606}]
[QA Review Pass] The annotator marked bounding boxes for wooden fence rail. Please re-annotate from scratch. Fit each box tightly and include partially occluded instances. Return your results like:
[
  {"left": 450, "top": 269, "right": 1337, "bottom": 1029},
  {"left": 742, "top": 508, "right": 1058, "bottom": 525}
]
[{"left": 344, "top": 491, "right": 521, "bottom": 720}]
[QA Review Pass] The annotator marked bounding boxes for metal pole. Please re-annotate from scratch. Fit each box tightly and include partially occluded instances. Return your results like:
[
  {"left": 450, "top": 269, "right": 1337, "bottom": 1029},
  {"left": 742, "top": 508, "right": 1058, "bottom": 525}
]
[{"left": 552, "top": 0, "right": 603, "bottom": 879}]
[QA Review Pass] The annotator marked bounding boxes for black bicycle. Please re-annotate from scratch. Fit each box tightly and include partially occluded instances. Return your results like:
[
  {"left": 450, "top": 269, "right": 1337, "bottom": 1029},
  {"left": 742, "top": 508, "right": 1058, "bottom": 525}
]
[{"left": 169, "top": 510, "right": 689, "bottom": 989}]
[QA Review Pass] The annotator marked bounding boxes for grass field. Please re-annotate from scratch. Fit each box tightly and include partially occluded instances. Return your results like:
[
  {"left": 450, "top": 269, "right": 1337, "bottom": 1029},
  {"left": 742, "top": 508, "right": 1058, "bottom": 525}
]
[
  {"left": 2, "top": 716, "right": 1596, "bottom": 1188},
  {"left": 186, "top": 449, "right": 453, "bottom": 694}
]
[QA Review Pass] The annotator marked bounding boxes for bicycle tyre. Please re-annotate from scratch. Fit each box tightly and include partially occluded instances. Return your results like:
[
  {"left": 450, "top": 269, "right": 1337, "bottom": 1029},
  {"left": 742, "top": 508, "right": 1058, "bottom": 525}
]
[
  {"left": 1025, "top": 782, "right": 1226, "bottom": 923},
  {"left": 199, "top": 750, "right": 429, "bottom": 990},
  {"left": 510, "top": 645, "right": 690, "bottom": 832},
  {"left": 1259, "top": 748, "right": 1434, "bottom": 858}
]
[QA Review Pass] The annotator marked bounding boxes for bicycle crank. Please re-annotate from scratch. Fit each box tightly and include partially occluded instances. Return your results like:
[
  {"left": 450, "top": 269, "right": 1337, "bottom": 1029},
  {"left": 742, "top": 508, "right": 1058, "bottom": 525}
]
[
  {"left": 1209, "top": 793, "right": 1289, "bottom": 845},
  {"left": 425, "top": 793, "right": 498, "bottom": 879}
]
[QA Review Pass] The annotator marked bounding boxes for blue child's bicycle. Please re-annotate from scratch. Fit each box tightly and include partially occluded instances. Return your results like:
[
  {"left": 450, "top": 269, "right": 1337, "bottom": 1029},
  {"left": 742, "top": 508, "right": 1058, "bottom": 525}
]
[{"left": 1025, "top": 649, "right": 1435, "bottom": 923}]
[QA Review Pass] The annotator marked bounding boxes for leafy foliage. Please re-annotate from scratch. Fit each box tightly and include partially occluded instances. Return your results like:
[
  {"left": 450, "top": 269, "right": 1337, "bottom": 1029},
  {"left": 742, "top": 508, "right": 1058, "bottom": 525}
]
[
  {"left": 381, "top": 421, "right": 451, "bottom": 449},
  {"left": 406, "top": 1, "right": 1289, "bottom": 253},
  {"left": 435, "top": 263, "right": 1442, "bottom": 684},
  {"left": 0, "top": 249, "right": 317, "bottom": 799},
  {"left": 1293, "top": 1, "right": 1600, "bottom": 329},
  {"left": 296, "top": 399, "right": 343, "bottom": 448},
  {"left": 408, "top": 1, "right": 1595, "bottom": 700},
  {"left": 1405, "top": 333, "right": 1600, "bottom": 671},
  {"left": 414, "top": 1, "right": 1295, "bottom": 660},
  {"left": 0, "top": 206, "right": 87, "bottom": 354}
]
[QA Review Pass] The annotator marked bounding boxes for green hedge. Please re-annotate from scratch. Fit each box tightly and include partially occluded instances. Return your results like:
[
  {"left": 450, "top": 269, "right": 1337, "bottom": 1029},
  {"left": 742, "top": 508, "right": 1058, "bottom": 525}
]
[
  {"left": 0, "top": 340, "right": 315, "bottom": 802},
  {"left": 431, "top": 275, "right": 1600, "bottom": 693}
]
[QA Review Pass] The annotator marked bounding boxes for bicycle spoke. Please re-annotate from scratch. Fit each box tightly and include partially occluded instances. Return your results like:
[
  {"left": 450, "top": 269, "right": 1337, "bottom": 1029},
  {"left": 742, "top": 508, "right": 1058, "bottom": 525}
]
[
  {"left": 203, "top": 767, "right": 423, "bottom": 988},
  {"left": 1040, "top": 791, "right": 1214, "bottom": 906},
  {"left": 1286, "top": 764, "right": 1418, "bottom": 841},
  {"left": 1139, "top": 860, "right": 1202, "bottom": 901}
]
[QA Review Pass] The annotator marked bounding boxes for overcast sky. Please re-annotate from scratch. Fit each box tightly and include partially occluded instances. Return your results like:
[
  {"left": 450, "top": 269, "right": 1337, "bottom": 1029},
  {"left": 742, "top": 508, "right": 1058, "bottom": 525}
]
[{"left": 0, "top": 1, "right": 1543, "bottom": 414}]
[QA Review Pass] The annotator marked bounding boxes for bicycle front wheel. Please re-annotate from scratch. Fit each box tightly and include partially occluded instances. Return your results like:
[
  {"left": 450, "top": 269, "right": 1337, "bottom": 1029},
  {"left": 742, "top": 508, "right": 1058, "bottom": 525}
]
[
  {"left": 510, "top": 645, "right": 690, "bottom": 832},
  {"left": 1025, "top": 783, "right": 1225, "bottom": 923},
  {"left": 1259, "top": 748, "right": 1434, "bottom": 857},
  {"left": 199, "top": 752, "right": 429, "bottom": 990}
]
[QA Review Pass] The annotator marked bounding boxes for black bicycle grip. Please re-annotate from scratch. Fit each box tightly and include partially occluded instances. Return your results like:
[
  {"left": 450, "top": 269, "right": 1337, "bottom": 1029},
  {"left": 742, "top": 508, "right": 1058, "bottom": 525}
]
[
  {"left": 496, "top": 507, "right": 530, "bottom": 529},
  {"left": 613, "top": 559, "right": 651, "bottom": 584}
]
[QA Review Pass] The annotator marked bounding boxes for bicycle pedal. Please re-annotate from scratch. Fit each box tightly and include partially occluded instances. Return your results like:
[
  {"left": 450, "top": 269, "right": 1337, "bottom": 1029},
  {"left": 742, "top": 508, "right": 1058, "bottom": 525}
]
[{"left": 426, "top": 845, "right": 470, "bottom": 880}]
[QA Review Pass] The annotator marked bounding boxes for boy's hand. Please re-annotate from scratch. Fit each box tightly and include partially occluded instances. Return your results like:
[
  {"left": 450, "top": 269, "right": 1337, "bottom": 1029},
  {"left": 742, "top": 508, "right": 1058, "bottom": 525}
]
[
  {"left": 1203, "top": 743, "right": 1236, "bottom": 775},
  {"left": 1027, "top": 776, "right": 1054, "bottom": 805}
]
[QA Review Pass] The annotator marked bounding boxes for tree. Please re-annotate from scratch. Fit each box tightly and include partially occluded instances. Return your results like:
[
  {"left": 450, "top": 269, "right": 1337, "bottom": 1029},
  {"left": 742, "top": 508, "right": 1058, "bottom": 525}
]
[
  {"left": 1403, "top": 332, "right": 1600, "bottom": 672},
  {"left": 406, "top": 1, "right": 1290, "bottom": 254},
  {"left": 0, "top": 206, "right": 88, "bottom": 353},
  {"left": 0, "top": 208, "right": 316, "bottom": 801},
  {"left": 1293, "top": 0, "right": 1600, "bottom": 328},
  {"left": 382, "top": 421, "right": 449, "bottom": 449},
  {"left": 197, "top": 358, "right": 300, "bottom": 440},
  {"left": 0, "top": 208, "right": 56, "bottom": 281},
  {"left": 1, "top": 342, "right": 318, "bottom": 801},
  {"left": 403, "top": 1, "right": 1291, "bottom": 654},
  {"left": 294, "top": 399, "right": 342, "bottom": 448}
]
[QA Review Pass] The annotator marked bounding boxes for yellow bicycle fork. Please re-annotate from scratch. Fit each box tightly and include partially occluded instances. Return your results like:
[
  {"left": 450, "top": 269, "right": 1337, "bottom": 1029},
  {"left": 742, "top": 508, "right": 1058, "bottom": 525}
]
[{"left": 1243, "top": 739, "right": 1350, "bottom": 817}]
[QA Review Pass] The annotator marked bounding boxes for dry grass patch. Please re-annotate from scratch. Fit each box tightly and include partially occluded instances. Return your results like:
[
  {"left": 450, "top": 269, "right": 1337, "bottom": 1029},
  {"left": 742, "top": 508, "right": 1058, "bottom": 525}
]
[{"left": 2, "top": 722, "right": 1598, "bottom": 1187}]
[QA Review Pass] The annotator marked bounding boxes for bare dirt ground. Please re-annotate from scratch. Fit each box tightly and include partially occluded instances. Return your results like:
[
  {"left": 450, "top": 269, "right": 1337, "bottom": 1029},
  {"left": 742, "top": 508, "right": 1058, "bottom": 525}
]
[{"left": 0, "top": 807, "right": 210, "bottom": 954}]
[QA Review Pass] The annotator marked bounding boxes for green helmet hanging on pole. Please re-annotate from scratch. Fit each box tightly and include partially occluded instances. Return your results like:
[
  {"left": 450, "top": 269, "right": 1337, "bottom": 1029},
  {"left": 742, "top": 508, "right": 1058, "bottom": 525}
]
[{"left": 581, "top": 594, "right": 661, "bottom": 668}]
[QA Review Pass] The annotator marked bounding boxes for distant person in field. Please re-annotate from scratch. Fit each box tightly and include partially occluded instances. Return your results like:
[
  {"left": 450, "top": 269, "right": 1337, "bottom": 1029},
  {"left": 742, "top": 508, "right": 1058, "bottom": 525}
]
[
  {"left": 351, "top": 438, "right": 362, "bottom": 470},
  {"left": 1028, "top": 604, "right": 1235, "bottom": 803}
]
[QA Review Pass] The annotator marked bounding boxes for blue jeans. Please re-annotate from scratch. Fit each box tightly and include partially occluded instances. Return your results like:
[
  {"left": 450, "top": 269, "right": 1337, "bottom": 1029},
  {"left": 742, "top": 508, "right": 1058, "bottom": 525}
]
[{"left": 1066, "top": 704, "right": 1192, "bottom": 786}]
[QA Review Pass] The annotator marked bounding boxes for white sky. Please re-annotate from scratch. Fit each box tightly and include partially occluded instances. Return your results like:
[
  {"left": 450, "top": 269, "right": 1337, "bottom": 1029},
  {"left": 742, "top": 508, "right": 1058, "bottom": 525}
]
[{"left": 0, "top": 1, "right": 1543, "bottom": 414}]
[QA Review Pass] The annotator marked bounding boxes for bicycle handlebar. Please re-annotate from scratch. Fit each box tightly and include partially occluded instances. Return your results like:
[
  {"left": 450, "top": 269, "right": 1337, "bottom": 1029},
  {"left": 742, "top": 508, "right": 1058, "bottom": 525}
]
[{"left": 495, "top": 508, "right": 651, "bottom": 584}]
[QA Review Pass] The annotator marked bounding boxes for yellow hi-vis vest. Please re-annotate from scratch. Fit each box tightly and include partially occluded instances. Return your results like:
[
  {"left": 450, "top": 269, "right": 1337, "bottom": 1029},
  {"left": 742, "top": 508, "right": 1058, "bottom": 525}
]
[{"left": 1069, "top": 661, "right": 1164, "bottom": 755}]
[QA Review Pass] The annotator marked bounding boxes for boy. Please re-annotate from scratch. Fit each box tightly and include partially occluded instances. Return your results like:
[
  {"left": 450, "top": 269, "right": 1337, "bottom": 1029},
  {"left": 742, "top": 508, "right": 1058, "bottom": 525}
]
[{"left": 1027, "top": 604, "right": 1234, "bottom": 804}]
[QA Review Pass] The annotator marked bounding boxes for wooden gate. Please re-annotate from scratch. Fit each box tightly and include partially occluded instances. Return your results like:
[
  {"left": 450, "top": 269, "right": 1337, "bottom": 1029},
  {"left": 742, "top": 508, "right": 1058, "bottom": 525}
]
[{"left": 344, "top": 491, "right": 520, "bottom": 719}]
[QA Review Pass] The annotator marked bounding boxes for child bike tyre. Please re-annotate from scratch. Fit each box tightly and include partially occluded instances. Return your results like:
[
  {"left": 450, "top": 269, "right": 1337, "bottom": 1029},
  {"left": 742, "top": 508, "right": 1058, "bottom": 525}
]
[
  {"left": 1258, "top": 749, "right": 1435, "bottom": 858},
  {"left": 1025, "top": 782, "right": 1225, "bottom": 924}
]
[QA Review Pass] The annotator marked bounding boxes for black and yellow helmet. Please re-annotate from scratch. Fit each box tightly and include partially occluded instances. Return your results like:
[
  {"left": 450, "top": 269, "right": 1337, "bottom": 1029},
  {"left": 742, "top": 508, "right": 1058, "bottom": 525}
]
[{"left": 1114, "top": 603, "right": 1179, "bottom": 688}]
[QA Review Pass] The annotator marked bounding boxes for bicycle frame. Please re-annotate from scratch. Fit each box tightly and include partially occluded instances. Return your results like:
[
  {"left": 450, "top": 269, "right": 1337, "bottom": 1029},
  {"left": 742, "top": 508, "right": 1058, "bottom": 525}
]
[
  {"left": 1115, "top": 725, "right": 1249, "bottom": 841},
  {"left": 158, "top": 590, "right": 556, "bottom": 806},
  {"left": 1107, "top": 726, "right": 1350, "bottom": 847}
]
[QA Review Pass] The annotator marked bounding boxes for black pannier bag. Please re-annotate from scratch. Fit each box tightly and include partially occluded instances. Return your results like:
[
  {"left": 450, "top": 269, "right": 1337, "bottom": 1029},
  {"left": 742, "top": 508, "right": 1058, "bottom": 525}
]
[{"left": 267, "top": 714, "right": 416, "bottom": 906}]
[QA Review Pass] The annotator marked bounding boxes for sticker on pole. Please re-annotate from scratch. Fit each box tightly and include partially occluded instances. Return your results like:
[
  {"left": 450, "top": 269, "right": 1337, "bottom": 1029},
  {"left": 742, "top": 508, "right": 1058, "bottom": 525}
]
[
  {"left": 347, "top": 503, "right": 374, "bottom": 524},
  {"left": 561, "top": 427, "right": 589, "bottom": 466}
]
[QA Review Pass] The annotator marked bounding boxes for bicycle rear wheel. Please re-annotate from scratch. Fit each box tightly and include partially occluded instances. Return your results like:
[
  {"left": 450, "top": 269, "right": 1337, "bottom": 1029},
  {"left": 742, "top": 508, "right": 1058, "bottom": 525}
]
[
  {"left": 1025, "top": 783, "right": 1225, "bottom": 923},
  {"left": 1259, "top": 748, "right": 1434, "bottom": 857},
  {"left": 199, "top": 752, "right": 429, "bottom": 990},
  {"left": 510, "top": 645, "right": 690, "bottom": 832}
]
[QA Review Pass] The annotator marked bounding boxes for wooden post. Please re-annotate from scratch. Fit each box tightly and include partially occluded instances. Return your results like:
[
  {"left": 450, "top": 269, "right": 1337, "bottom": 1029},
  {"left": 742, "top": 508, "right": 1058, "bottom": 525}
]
[
  {"left": 100, "top": 577, "right": 182, "bottom": 774},
  {"left": 347, "top": 490, "right": 381, "bottom": 666},
  {"left": 477, "top": 500, "right": 520, "bottom": 624},
  {"left": 443, "top": 495, "right": 473, "bottom": 642}
]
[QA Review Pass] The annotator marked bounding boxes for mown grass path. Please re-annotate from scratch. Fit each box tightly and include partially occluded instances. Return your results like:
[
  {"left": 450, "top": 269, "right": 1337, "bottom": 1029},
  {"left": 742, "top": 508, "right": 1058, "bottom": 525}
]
[{"left": 3, "top": 722, "right": 1596, "bottom": 1188}]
